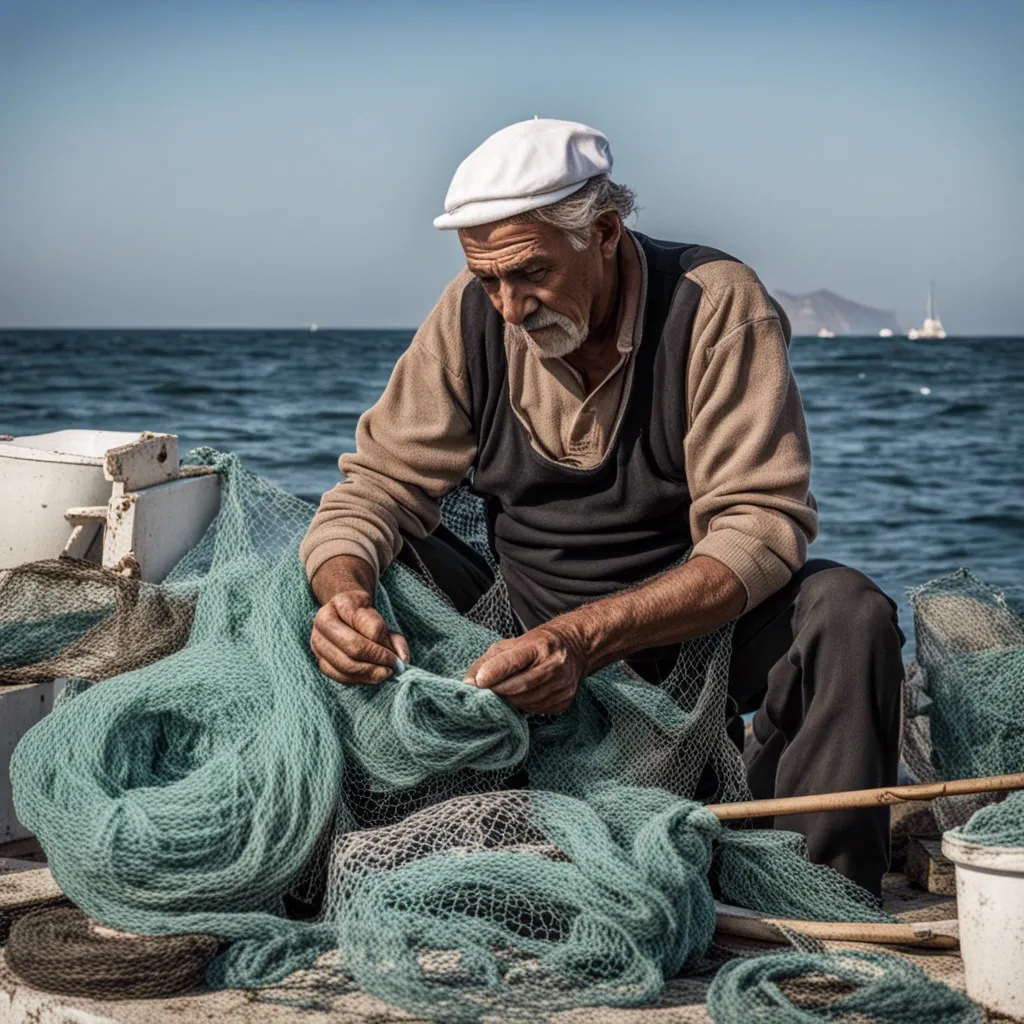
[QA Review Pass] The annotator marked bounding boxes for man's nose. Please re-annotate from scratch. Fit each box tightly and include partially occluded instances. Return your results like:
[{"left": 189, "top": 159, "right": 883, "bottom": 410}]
[{"left": 498, "top": 283, "right": 539, "bottom": 326}]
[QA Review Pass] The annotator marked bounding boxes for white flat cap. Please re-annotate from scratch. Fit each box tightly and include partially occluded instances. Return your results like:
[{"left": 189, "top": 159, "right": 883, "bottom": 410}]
[{"left": 433, "top": 118, "right": 612, "bottom": 230}]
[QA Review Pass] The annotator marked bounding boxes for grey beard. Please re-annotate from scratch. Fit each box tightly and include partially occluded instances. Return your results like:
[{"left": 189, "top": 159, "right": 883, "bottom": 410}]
[{"left": 506, "top": 305, "right": 590, "bottom": 359}]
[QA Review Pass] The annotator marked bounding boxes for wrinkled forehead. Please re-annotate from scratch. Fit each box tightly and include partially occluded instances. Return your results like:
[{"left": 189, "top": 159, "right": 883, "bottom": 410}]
[{"left": 458, "top": 220, "right": 565, "bottom": 276}]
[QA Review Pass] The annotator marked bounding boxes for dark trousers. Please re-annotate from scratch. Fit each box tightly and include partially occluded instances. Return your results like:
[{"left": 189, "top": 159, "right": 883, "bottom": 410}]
[
  {"left": 398, "top": 530, "right": 905, "bottom": 897},
  {"left": 729, "top": 560, "right": 904, "bottom": 896}
]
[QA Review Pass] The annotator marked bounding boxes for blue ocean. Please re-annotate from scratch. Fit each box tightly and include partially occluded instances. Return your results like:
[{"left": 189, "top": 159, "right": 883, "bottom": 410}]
[{"left": 2, "top": 330, "right": 1022, "bottom": 642}]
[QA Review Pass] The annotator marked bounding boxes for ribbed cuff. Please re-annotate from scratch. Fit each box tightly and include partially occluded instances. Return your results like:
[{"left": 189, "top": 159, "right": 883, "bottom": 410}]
[
  {"left": 691, "top": 528, "right": 793, "bottom": 612},
  {"left": 302, "top": 535, "right": 381, "bottom": 585}
]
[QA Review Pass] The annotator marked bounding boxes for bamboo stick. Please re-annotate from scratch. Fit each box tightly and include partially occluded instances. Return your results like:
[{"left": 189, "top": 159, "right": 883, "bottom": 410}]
[
  {"left": 714, "top": 903, "right": 960, "bottom": 949},
  {"left": 706, "top": 771, "right": 1024, "bottom": 822}
]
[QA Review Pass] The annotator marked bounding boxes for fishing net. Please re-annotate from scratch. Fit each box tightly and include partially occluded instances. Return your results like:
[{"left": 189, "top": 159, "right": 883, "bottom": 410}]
[
  {"left": 705, "top": 950, "right": 983, "bottom": 1024},
  {"left": 901, "top": 569, "right": 1024, "bottom": 833},
  {"left": 4, "top": 450, "right": 898, "bottom": 1020},
  {"left": 0, "top": 560, "right": 194, "bottom": 686},
  {"left": 6, "top": 907, "right": 219, "bottom": 1000},
  {"left": 951, "top": 789, "right": 1024, "bottom": 848}
]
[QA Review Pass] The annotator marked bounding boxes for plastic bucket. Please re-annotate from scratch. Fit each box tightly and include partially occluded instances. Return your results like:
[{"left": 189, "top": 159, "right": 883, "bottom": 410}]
[{"left": 942, "top": 830, "right": 1024, "bottom": 1018}]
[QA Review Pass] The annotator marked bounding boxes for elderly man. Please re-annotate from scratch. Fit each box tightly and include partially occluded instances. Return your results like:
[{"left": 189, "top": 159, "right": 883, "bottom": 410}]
[{"left": 301, "top": 119, "right": 904, "bottom": 895}]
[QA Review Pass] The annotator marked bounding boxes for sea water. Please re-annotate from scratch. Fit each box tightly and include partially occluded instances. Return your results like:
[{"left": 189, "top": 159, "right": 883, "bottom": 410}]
[{"left": 2, "top": 330, "right": 1022, "bottom": 645}]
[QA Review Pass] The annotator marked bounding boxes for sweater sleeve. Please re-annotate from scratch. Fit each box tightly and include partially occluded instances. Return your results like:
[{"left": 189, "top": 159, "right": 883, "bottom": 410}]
[
  {"left": 683, "top": 262, "right": 818, "bottom": 611},
  {"left": 299, "top": 271, "right": 478, "bottom": 584}
]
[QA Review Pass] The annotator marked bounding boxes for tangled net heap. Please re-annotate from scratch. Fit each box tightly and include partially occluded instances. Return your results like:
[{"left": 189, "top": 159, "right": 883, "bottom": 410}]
[
  {"left": 6, "top": 451, "right": 895, "bottom": 1020},
  {"left": 706, "top": 950, "right": 983, "bottom": 1024},
  {"left": 903, "top": 569, "right": 1024, "bottom": 841},
  {"left": 954, "top": 789, "right": 1024, "bottom": 848}
]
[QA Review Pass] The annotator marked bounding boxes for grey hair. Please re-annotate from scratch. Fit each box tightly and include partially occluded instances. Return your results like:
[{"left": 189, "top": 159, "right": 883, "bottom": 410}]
[{"left": 508, "top": 175, "right": 638, "bottom": 251}]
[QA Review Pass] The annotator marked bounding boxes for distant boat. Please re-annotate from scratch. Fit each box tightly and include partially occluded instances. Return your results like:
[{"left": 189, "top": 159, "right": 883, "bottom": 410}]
[
  {"left": 817, "top": 327, "right": 835, "bottom": 339},
  {"left": 879, "top": 328, "right": 894, "bottom": 338},
  {"left": 907, "top": 282, "right": 946, "bottom": 340},
  {"left": 309, "top": 323, "right": 319, "bottom": 333}
]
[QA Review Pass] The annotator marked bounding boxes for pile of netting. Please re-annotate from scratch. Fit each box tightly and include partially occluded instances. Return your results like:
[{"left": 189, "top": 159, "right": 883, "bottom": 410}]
[
  {"left": 705, "top": 950, "right": 983, "bottom": 1024},
  {"left": 0, "top": 451, "right": 917, "bottom": 1021},
  {"left": 952, "top": 790, "right": 1024, "bottom": 848},
  {"left": 902, "top": 568, "right": 1024, "bottom": 841}
]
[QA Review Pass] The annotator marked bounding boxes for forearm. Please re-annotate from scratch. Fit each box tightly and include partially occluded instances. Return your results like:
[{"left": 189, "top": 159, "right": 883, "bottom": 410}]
[
  {"left": 554, "top": 555, "right": 746, "bottom": 675},
  {"left": 310, "top": 553, "right": 377, "bottom": 606}
]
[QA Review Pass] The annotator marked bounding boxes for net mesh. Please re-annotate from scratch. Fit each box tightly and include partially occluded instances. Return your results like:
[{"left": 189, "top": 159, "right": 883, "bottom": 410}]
[
  {"left": 952, "top": 789, "right": 1024, "bottom": 848},
  {"left": 705, "top": 950, "right": 983, "bottom": 1024},
  {"left": 901, "top": 569, "right": 1024, "bottom": 836},
  {"left": 2, "top": 450, "right": 923, "bottom": 1021}
]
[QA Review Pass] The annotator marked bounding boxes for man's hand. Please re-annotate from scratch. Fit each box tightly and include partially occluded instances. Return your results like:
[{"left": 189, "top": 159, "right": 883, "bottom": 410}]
[
  {"left": 464, "top": 624, "right": 588, "bottom": 715},
  {"left": 310, "top": 555, "right": 410, "bottom": 685},
  {"left": 462, "top": 555, "right": 746, "bottom": 713}
]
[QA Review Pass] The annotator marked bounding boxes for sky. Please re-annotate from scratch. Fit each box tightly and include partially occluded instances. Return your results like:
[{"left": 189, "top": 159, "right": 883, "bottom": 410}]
[{"left": 1, "top": 0, "right": 1022, "bottom": 333}]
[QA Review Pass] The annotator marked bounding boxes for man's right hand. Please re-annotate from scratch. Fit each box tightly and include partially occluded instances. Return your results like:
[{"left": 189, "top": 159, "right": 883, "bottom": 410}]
[{"left": 309, "top": 555, "right": 410, "bottom": 685}]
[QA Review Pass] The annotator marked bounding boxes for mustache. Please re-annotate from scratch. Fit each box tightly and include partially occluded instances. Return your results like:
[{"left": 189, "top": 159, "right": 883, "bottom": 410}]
[
  {"left": 521, "top": 306, "right": 578, "bottom": 334},
  {"left": 506, "top": 303, "right": 589, "bottom": 360}
]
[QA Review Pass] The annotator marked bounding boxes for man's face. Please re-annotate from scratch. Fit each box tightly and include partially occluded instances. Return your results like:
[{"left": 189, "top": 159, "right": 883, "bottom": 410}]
[{"left": 459, "top": 217, "right": 614, "bottom": 358}]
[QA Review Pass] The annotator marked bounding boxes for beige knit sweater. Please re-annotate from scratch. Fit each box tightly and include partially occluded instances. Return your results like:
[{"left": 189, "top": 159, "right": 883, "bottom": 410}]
[{"left": 300, "top": 232, "right": 818, "bottom": 613}]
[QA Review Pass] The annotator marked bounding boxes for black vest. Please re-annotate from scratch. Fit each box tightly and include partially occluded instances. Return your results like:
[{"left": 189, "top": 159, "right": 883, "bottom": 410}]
[{"left": 461, "top": 233, "right": 739, "bottom": 629}]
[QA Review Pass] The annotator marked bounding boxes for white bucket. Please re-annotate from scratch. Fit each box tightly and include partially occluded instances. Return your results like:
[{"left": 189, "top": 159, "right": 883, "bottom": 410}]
[{"left": 942, "top": 830, "right": 1024, "bottom": 1019}]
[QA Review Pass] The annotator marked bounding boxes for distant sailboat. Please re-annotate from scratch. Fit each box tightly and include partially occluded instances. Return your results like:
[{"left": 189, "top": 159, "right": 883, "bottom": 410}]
[
  {"left": 816, "top": 327, "right": 835, "bottom": 339},
  {"left": 907, "top": 282, "right": 946, "bottom": 340},
  {"left": 878, "top": 328, "right": 894, "bottom": 338}
]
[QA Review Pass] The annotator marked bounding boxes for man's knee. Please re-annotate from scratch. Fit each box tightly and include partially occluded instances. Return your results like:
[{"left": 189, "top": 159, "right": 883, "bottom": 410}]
[
  {"left": 795, "top": 564, "right": 905, "bottom": 696},
  {"left": 798, "top": 564, "right": 898, "bottom": 634}
]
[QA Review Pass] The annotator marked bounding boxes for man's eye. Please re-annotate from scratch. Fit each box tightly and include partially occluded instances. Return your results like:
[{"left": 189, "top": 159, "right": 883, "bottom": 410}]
[
  {"left": 479, "top": 276, "right": 498, "bottom": 289},
  {"left": 525, "top": 268, "right": 548, "bottom": 283}
]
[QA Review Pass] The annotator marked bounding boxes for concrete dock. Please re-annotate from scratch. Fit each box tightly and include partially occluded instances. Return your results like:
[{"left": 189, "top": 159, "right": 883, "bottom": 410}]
[{"left": 2, "top": 861, "right": 1006, "bottom": 1024}]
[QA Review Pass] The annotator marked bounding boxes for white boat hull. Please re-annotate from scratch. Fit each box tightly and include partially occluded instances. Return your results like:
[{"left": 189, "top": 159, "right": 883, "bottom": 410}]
[{"left": 0, "top": 430, "right": 141, "bottom": 569}]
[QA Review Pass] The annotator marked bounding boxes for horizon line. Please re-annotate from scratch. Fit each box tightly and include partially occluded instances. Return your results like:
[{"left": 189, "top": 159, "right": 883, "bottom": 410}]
[{"left": 2, "top": 326, "right": 1023, "bottom": 339}]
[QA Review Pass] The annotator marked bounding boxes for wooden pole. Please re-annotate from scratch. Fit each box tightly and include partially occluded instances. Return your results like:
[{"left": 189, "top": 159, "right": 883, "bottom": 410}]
[
  {"left": 714, "top": 904, "right": 960, "bottom": 949},
  {"left": 706, "top": 771, "right": 1024, "bottom": 822}
]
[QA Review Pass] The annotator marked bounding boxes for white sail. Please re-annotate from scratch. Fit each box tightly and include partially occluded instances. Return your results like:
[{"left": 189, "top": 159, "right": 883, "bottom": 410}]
[{"left": 910, "top": 281, "right": 946, "bottom": 339}]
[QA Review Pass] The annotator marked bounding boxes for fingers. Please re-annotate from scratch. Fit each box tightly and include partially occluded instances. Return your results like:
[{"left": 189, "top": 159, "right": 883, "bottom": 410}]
[
  {"left": 466, "top": 642, "right": 538, "bottom": 690},
  {"left": 489, "top": 662, "right": 552, "bottom": 698},
  {"left": 464, "top": 630, "right": 579, "bottom": 714},
  {"left": 463, "top": 638, "right": 514, "bottom": 684},
  {"left": 502, "top": 675, "right": 575, "bottom": 715},
  {"left": 312, "top": 595, "right": 409, "bottom": 685},
  {"left": 492, "top": 664, "right": 574, "bottom": 714},
  {"left": 311, "top": 628, "right": 393, "bottom": 685},
  {"left": 390, "top": 633, "right": 411, "bottom": 665},
  {"left": 514, "top": 691, "right": 575, "bottom": 715},
  {"left": 339, "top": 599, "right": 398, "bottom": 656},
  {"left": 317, "top": 614, "right": 397, "bottom": 670}
]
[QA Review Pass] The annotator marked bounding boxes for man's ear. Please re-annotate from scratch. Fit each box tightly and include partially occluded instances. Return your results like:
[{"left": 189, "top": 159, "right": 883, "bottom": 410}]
[{"left": 594, "top": 211, "right": 622, "bottom": 259}]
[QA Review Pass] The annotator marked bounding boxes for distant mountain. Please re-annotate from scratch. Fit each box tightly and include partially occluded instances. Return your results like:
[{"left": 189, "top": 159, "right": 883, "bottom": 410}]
[{"left": 774, "top": 289, "right": 902, "bottom": 336}]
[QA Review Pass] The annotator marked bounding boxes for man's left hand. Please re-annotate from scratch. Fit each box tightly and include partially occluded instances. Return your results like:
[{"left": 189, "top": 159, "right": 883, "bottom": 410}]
[{"left": 464, "top": 625, "right": 588, "bottom": 715}]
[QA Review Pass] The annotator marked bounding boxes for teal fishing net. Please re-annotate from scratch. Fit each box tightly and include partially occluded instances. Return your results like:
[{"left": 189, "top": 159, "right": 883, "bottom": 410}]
[
  {"left": 4, "top": 451, "right": 896, "bottom": 1020},
  {"left": 706, "top": 950, "right": 983, "bottom": 1024},
  {"left": 951, "top": 790, "right": 1024, "bottom": 849},
  {"left": 902, "top": 569, "right": 1024, "bottom": 838}
]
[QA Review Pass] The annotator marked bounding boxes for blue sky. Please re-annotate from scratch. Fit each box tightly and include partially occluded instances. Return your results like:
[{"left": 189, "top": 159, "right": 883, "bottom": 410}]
[{"left": 1, "top": 0, "right": 1022, "bottom": 332}]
